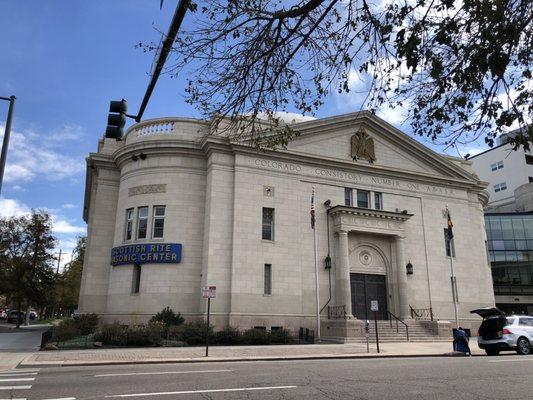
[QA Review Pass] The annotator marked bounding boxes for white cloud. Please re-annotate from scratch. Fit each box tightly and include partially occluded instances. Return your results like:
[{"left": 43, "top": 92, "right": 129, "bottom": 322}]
[
  {"left": 51, "top": 216, "right": 86, "bottom": 234},
  {"left": 0, "top": 198, "right": 31, "bottom": 217},
  {"left": 0, "top": 124, "right": 85, "bottom": 184},
  {"left": 61, "top": 203, "right": 77, "bottom": 209}
]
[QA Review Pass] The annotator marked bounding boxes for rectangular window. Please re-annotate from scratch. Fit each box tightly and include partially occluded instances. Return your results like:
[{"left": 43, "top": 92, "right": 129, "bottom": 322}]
[
  {"left": 357, "top": 190, "right": 370, "bottom": 208},
  {"left": 490, "top": 161, "right": 504, "bottom": 171},
  {"left": 529, "top": 177, "right": 533, "bottom": 183},
  {"left": 137, "top": 206, "right": 148, "bottom": 239},
  {"left": 494, "top": 182, "right": 507, "bottom": 192},
  {"left": 132, "top": 264, "right": 141, "bottom": 294},
  {"left": 262, "top": 208, "right": 274, "bottom": 240},
  {"left": 374, "top": 192, "right": 383, "bottom": 210},
  {"left": 444, "top": 229, "right": 455, "bottom": 257},
  {"left": 264, "top": 264, "right": 272, "bottom": 295},
  {"left": 526, "top": 155, "right": 533, "bottom": 165},
  {"left": 152, "top": 206, "right": 165, "bottom": 239},
  {"left": 344, "top": 187, "right": 353, "bottom": 206},
  {"left": 124, "top": 208, "right": 134, "bottom": 241}
]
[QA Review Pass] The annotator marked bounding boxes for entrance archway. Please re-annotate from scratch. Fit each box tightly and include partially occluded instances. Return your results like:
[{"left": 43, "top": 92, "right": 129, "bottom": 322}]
[{"left": 349, "top": 243, "right": 390, "bottom": 320}]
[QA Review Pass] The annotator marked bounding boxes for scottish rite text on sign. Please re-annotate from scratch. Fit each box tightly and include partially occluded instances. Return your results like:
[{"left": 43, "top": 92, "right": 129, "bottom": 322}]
[{"left": 111, "top": 243, "right": 182, "bottom": 266}]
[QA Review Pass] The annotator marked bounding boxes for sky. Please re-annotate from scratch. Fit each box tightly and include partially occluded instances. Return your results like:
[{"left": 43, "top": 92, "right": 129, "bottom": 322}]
[{"left": 0, "top": 1, "right": 491, "bottom": 268}]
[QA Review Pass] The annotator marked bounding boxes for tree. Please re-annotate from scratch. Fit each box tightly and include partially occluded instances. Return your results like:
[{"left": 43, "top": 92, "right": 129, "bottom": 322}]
[
  {"left": 0, "top": 211, "right": 56, "bottom": 327},
  {"left": 54, "top": 236, "right": 86, "bottom": 315},
  {"left": 147, "top": 0, "right": 532, "bottom": 150}
]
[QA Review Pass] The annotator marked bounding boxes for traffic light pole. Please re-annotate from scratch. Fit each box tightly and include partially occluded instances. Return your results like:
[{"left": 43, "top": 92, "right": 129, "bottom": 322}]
[
  {"left": 133, "top": 0, "right": 190, "bottom": 122},
  {"left": 0, "top": 95, "right": 16, "bottom": 197}
]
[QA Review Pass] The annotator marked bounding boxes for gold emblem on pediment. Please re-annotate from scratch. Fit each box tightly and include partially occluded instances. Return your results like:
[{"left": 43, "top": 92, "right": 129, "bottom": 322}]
[{"left": 351, "top": 129, "right": 376, "bottom": 163}]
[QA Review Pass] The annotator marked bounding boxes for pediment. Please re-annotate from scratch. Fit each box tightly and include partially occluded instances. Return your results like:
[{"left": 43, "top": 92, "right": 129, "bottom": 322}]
[{"left": 286, "top": 111, "right": 476, "bottom": 181}]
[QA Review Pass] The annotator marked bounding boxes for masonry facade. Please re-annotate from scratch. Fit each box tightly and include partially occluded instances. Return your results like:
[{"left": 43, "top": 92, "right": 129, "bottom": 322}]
[{"left": 78, "top": 111, "right": 495, "bottom": 339}]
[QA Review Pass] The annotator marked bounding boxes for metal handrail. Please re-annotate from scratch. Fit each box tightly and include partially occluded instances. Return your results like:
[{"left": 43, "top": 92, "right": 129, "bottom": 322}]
[
  {"left": 387, "top": 311, "right": 409, "bottom": 341},
  {"left": 409, "top": 305, "right": 434, "bottom": 321}
]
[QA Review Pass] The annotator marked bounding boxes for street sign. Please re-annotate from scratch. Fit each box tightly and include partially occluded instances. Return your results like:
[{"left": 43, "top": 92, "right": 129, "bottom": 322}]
[
  {"left": 370, "top": 300, "right": 379, "bottom": 311},
  {"left": 202, "top": 285, "right": 216, "bottom": 299}
]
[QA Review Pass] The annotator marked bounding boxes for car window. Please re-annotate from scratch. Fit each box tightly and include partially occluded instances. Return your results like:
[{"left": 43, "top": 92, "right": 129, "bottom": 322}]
[
  {"left": 506, "top": 317, "right": 516, "bottom": 326},
  {"left": 519, "top": 318, "right": 533, "bottom": 327}
]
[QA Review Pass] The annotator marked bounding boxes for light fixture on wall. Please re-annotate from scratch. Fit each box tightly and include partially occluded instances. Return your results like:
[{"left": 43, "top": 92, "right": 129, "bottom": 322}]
[
  {"left": 406, "top": 261, "right": 413, "bottom": 275},
  {"left": 324, "top": 255, "right": 332, "bottom": 269},
  {"left": 139, "top": 153, "right": 147, "bottom": 160},
  {"left": 131, "top": 155, "right": 138, "bottom": 161},
  {"left": 324, "top": 199, "right": 331, "bottom": 207}
]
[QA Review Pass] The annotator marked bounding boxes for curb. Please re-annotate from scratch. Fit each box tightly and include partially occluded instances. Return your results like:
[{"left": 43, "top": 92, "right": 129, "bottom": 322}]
[{"left": 17, "top": 352, "right": 478, "bottom": 368}]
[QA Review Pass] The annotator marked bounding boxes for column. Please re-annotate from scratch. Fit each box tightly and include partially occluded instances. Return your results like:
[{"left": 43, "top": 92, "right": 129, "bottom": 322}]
[
  {"left": 336, "top": 230, "right": 353, "bottom": 318},
  {"left": 396, "top": 236, "right": 410, "bottom": 319}
]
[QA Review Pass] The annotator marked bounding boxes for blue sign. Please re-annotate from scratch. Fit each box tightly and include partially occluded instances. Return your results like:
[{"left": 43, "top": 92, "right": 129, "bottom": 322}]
[{"left": 111, "top": 243, "right": 182, "bottom": 266}]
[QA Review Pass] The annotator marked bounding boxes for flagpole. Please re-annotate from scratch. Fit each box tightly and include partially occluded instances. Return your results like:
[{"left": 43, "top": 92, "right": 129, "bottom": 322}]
[
  {"left": 449, "top": 237, "right": 459, "bottom": 329},
  {"left": 312, "top": 188, "right": 321, "bottom": 342},
  {"left": 447, "top": 208, "right": 459, "bottom": 329}
]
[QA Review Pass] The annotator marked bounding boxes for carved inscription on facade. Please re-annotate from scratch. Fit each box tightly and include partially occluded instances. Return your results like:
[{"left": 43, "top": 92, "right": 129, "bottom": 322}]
[
  {"left": 345, "top": 216, "right": 403, "bottom": 231},
  {"left": 251, "top": 157, "right": 457, "bottom": 196},
  {"left": 128, "top": 184, "right": 167, "bottom": 197}
]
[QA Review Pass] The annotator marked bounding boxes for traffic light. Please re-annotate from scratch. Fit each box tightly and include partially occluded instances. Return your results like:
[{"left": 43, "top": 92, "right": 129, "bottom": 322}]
[{"left": 105, "top": 99, "right": 128, "bottom": 140}]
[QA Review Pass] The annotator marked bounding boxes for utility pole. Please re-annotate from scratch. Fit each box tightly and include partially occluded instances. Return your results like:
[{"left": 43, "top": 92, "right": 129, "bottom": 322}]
[{"left": 0, "top": 95, "right": 16, "bottom": 197}]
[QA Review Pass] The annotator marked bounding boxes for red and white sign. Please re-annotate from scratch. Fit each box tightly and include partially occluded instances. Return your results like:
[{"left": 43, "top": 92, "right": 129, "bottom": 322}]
[{"left": 202, "top": 285, "right": 216, "bottom": 299}]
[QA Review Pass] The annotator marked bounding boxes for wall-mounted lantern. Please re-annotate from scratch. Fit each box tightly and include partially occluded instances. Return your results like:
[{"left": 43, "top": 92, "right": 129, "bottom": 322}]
[
  {"left": 324, "top": 255, "right": 332, "bottom": 269},
  {"left": 406, "top": 261, "right": 413, "bottom": 275}
]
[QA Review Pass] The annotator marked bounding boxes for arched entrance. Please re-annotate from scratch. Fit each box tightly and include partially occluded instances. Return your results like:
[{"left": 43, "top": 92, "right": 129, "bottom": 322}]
[{"left": 349, "top": 243, "right": 389, "bottom": 320}]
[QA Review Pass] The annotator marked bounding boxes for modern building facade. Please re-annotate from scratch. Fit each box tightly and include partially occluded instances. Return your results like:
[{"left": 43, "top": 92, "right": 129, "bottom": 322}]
[
  {"left": 78, "top": 111, "right": 495, "bottom": 340},
  {"left": 470, "top": 131, "right": 533, "bottom": 315}
]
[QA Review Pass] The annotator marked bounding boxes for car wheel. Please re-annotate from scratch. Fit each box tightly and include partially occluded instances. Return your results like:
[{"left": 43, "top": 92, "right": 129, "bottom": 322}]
[
  {"left": 516, "top": 337, "right": 531, "bottom": 355},
  {"left": 485, "top": 349, "right": 500, "bottom": 356}
]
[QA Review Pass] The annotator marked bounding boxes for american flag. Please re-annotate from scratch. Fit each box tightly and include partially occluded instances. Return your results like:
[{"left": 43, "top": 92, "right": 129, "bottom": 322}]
[
  {"left": 310, "top": 189, "right": 316, "bottom": 229},
  {"left": 447, "top": 209, "right": 454, "bottom": 239}
]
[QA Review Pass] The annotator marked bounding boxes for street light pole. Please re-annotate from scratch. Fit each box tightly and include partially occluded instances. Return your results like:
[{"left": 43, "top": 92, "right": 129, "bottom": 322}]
[{"left": 0, "top": 95, "right": 16, "bottom": 197}]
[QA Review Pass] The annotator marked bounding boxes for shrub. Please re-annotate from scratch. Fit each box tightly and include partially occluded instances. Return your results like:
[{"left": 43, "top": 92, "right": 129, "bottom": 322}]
[
  {"left": 55, "top": 318, "right": 81, "bottom": 341},
  {"left": 73, "top": 313, "right": 99, "bottom": 335},
  {"left": 241, "top": 328, "right": 270, "bottom": 345},
  {"left": 178, "top": 321, "right": 213, "bottom": 346},
  {"left": 125, "top": 323, "right": 164, "bottom": 347},
  {"left": 213, "top": 326, "right": 241, "bottom": 345},
  {"left": 55, "top": 313, "right": 99, "bottom": 342},
  {"left": 270, "top": 328, "right": 293, "bottom": 344},
  {"left": 149, "top": 307, "right": 184, "bottom": 327},
  {"left": 94, "top": 322, "right": 127, "bottom": 346}
]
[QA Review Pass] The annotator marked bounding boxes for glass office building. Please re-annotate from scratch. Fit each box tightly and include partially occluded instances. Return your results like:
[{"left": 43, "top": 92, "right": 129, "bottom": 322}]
[{"left": 485, "top": 212, "right": 533, "bottom": 315}]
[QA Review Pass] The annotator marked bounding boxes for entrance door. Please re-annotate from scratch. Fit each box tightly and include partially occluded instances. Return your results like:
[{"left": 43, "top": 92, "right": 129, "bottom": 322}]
[{"left": 350, "top": 273, "right": 388, "bottom": 320}]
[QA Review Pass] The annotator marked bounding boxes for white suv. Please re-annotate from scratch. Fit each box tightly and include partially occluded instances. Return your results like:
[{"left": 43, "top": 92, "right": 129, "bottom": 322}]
[{"left": 471, "top": 308, "right": 533, "bottom": 356}]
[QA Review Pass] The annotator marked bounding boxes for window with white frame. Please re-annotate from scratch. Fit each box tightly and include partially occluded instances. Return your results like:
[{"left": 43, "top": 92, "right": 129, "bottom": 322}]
[
  {"left": 124, "top": 208, "right": 134, "bottom": 241},
  {"left": 374, "top": 192, "right": 383, "bottom": 210},
  {"left": 152, "top": 206, "right": 166, "bottom": 239},
  {"left": 357, "top": 190, "right": 370, "bottom": 208},
  {"left": 137, "top": 206, "right": 149, "bottom": 239},
  {"left": 344, "top": 187, "right": 353, "bottom": 206},
  {"left": 494, "top": 182, "right": 507, "bottom": 192},
  {"left": 490, "top": 161, "right": 504, "bottom": 171}
]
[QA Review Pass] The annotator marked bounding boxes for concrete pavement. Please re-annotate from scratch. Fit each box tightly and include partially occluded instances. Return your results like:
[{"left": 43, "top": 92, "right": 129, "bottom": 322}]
[
  {"left": 19, "top": 341, "right": 484, "bottom": 368},
  {"left": 0, "top": 324, "right": 47, "bottom": 371}
]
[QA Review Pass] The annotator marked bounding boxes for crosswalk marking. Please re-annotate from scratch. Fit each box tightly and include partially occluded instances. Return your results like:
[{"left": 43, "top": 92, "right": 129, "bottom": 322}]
[
  {"left": 0, "top": 378, "right": 35, "bottom": 382},
  {"left": 0, "top": 386, "right": 32, "bottom": 390},
  {"left": 0, "top": 373, "right": 37, "bottom": 377}
]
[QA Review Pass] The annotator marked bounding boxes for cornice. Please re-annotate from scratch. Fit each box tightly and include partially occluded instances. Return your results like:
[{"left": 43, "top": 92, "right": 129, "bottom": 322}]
[{"left": 328, "top": 205, "right": 413, "bottom": 221}]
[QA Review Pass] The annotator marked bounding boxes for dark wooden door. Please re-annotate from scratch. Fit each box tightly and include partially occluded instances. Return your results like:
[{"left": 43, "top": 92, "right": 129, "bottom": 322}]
[{"left": 350, "top": 273, "right": 388, "bottom": 320}]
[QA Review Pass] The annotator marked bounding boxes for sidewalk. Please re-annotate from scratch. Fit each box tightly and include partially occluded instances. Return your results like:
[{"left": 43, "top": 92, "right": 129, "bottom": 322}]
[{"left": 19, "top": 341, "right": 484, "bottom": 368}]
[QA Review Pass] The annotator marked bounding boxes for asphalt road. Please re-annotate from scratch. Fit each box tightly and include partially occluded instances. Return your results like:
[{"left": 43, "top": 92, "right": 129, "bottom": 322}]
[
  {"left": 0, "top": 324, "right": 46, "bottom": 351},
  {"left": 2, "top": 355, "right": 533, "bottom": 400}
]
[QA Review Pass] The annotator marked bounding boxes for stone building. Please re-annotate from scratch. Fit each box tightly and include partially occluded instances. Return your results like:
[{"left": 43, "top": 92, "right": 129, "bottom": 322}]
[{"left": 78, "top": 111, "right": 495, "bottom": 341}]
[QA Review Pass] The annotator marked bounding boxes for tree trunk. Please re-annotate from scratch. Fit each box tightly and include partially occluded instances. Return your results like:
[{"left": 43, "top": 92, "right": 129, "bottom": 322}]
[{"left": 16, "top": 299, "right": 22, "bottom": 328}]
